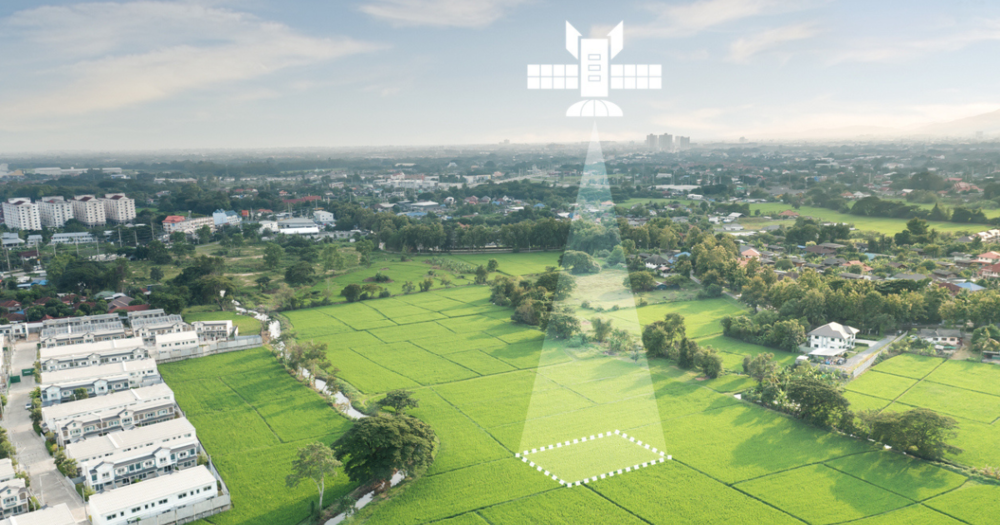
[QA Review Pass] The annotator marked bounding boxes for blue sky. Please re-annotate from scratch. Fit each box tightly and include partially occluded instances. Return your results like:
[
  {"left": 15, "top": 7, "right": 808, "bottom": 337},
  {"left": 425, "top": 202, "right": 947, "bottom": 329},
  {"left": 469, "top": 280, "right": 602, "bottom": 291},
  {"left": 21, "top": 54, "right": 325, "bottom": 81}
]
[{"left": 2, "top": 0, "right": 1000, "bottom": 152}]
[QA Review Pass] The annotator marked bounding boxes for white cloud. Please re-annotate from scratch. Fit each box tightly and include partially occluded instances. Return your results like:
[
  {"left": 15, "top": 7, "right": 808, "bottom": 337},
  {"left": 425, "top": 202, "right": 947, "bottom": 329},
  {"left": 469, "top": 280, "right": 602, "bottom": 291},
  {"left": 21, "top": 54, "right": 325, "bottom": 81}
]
[
  {"left": 622, "top": 0, "right": 808, "bottom": 39},
  {"left": 359, "top": 0, "right": 526, "bottom": 27},
  {"left": 0, "top": 2, "right": 382, "bottom": 123},
  {"left": 728, "top": 23, "right": 817, "bottom": 62},
  {"left": 830, "top": 21, "right": 1000, "bottom": 63}
]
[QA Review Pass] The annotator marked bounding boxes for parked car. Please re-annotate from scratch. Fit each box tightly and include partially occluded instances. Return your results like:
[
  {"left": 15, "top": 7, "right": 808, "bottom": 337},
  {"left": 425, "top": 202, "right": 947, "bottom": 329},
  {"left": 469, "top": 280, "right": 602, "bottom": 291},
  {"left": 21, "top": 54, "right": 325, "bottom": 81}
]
[{"left": 24, "top": 402, "right": 32, "bottom": 410}]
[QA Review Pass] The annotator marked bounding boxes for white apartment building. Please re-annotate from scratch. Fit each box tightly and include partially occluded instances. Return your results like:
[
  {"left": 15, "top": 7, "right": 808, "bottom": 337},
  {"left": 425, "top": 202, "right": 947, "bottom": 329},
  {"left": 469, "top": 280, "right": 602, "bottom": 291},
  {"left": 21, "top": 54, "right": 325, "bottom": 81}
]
[
  {"left": 68, "top": 418, "right": 199, "bottom": 492},
  {"left": 314, "top": 210, "right": 335, "bottom": 223},
  {"left": 40, "top": 337, "right": 148, "bottom": 372},
  {"left": 162, "top": 216, "right": 215, "bottom": 236},
  {"left": 102, "top": 194, "right": 136, "bottom": 224},
  {"left": 88, "top": 466, "right": 227, "bottom": 525},
  {"left": 71, "top": 195, "right": 107, "bottom": 226},
  {"left": 38, "top": 196, "right": 75, "bottom": 228},
  {"left": 1, "top": 199, "right": 41, "bottom": 231}
]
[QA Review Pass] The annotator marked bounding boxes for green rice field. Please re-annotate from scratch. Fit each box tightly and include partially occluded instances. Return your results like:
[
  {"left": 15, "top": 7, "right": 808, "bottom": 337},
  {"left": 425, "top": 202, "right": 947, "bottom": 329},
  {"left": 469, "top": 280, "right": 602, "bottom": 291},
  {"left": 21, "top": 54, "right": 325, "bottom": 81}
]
[
  {"left": 160, "top": 348, "right": 356, "bottom": 525},
  {"left": 160, "top": 253, "right": 1000, "bottom": 525}
]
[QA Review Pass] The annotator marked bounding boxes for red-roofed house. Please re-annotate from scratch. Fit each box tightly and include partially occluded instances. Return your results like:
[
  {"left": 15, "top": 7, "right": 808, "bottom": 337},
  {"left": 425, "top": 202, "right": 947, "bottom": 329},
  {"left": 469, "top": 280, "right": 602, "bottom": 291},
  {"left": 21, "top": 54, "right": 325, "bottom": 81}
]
[
  {"left": 976, "top": 251, "right": 1000, "bottom": 264},
  {"left": 109, "top": 303, "right": 150, "bottom": 314},
  {"left": 980, "top": 262, "right": 1000, "bottom": 279},
  {"left": 779, "top": 210, "right": 800, "bottom": 218},
  {"left": 0, "top": 299, "right": 22, "bottom": 310}
]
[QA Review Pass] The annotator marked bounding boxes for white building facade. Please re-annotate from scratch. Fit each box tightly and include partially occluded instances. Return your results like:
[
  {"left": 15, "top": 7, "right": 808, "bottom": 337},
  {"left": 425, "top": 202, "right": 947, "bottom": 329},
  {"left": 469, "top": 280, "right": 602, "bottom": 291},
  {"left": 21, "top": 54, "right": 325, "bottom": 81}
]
[
  {"left": 1, "top": 199, "right": 41, "bottom": 231},
  {"left": 102, "top": 194, "right": 136, "bottom": 224},
  {"left": 39, "top": 196, "right": 75, "bottom": 228},
  {"left": 71, "top": 195, "right": 107, "bottom": 226}
]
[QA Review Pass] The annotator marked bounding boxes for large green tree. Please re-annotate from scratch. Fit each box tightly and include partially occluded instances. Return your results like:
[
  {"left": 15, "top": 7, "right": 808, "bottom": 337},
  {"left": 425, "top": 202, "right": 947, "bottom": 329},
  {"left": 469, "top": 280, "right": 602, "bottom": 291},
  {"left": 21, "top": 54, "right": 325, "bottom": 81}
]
[{"left": 332, "top": 414, "right": 437, "bottom": 483}]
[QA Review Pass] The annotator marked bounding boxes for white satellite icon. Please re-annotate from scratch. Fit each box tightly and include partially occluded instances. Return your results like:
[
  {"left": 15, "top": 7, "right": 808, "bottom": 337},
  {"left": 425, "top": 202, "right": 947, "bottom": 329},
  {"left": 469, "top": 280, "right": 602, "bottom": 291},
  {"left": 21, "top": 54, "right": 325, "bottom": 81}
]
[{"left": 527, "top": 22, "right": 662, "bottom": 117}]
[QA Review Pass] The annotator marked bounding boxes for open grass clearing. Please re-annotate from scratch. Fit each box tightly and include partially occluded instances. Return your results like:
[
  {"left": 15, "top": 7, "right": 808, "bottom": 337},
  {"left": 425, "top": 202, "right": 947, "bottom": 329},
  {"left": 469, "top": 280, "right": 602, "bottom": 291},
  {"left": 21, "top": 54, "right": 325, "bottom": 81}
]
[{"left": 477, "top": 487, "right": 646, "bottom": 525}]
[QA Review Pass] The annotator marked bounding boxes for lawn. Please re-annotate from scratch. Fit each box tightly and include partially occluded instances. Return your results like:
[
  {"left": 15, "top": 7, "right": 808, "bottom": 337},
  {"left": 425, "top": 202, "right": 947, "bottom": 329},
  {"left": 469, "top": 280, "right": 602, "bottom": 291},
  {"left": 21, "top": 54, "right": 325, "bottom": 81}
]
[
  {"left": 183, "top": 310, "right": 262, "bottom": 336},
  {"left": 521, "top": 432, "right": 665, "bottom": 483},
  {"left": 846, "top": 370, "right": 918, "bottom": 400},
  {"left": 160, "top": 347, "right": 355, "bottom": 525}
]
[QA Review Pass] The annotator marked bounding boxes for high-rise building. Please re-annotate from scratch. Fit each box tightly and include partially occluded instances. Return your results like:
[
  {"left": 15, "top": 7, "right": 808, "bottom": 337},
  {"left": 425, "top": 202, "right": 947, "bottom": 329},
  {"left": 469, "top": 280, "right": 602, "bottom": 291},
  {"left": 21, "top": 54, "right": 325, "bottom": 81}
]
[
  {"left": 39, "top": 196, "right": 75, "bottom": 228},
  {"left": 659, "top": 133, "right": 673, "bottom": 152},
  {"left": 645, "top": 134, "right": 658, "bottom": 150},
  {"left": 677, "top": 136, "right": 691, "bottom": 149},
  {"left": 2, "top": 198, "right": 41, "bottom": 231},
  {"left": 71, "top": 195, "right": 107, "bottom": 227},
  {"left": 101, "top": 193, "right": 136, "bottom": 224}
]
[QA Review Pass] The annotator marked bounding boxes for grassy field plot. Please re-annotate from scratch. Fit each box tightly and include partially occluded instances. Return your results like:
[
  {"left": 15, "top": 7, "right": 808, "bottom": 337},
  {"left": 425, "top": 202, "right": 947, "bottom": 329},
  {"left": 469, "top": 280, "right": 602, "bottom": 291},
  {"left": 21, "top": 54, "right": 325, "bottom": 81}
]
[
  {"left": 362, "top": 342, "right": 480, "bottom": 385},
  {"left": 747, "top": 203, "right": 980, "bottom": 235},
  {"left": 160, "top": 347, "right": 355, "bottom": 525},
  {"left": 522, "top": 433, "right": 664, "bottom": 483},
  {"left": 925, "top": 360, "right": 1000, "bottom": 397},
  {"left": 844, "top": 391, "right": 891, "bottom": 413},
  {"left": 662, "top": 404, "right": 875, "bottom": 483},
  {"left": 845, "top": 505, "right": 964, "bottom": 525},
  {"left": 478, "top": 488, "right": 646, "bottom": 525},
  {"left": 897, "top": 381, "right": 1000, "bottom": 423},
  {"left": 825, "top": 451, "right": 967, "bottom": 501},
  {"left": 736, "top": 464, "right": 912, "bottom": 524},
  {"left": 847, "top": 370, "right": 919, "bottom": 400},
  {"left": 447, "top": 252, "right": 561, "bottom": 276},
  {"left": 591, "top": 460, "right": 801, "bottom": 525},
  {"left": 925, "top": 482, "right": 1000, "bottom": 525},
  {"left": 871, "top": 354, "right": 945, "bottom": 379},
  {"left": 360, "top": 459, "right": 553, "bottom": 525}
]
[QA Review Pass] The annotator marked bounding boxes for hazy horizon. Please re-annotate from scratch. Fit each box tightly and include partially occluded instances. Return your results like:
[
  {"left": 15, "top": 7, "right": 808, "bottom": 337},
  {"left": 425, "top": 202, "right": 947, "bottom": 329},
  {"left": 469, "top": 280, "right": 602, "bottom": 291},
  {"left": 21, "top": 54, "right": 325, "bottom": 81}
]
[{"left": 3, "top": 0, "right": 1000, "bottom": 152}]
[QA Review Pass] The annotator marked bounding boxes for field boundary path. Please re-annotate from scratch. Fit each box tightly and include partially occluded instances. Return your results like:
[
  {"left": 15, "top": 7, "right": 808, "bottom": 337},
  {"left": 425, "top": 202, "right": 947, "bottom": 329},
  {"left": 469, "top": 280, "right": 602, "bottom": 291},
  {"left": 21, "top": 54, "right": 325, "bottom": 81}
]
[{"left": 3, "top": 338, "right": 88, "bottom": 524}]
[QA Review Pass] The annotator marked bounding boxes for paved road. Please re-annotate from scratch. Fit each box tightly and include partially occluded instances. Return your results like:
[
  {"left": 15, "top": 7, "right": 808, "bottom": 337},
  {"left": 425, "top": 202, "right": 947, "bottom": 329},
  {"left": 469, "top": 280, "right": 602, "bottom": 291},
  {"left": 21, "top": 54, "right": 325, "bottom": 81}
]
[{"left": 2, "top": 339, "right": 88, "bottom": 523}]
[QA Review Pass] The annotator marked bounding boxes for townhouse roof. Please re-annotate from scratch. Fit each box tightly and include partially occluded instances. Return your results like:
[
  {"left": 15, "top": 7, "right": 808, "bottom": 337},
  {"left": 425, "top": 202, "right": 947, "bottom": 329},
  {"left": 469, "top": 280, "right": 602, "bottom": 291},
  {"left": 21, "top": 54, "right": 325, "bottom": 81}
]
[
  {"left": 42, "top": 383, "right": 173, "bottom": 422},
  {"left": 88, "top": 466, "right": 216, "bottom": 516},
  {"left": 66, "top": 417, "right": 195, "bottom": 462},
  {"left": 40, "top": 337, "right": 146, "bottom": 361},
  {"left": 41, "top": 358, "right": 157, "bottom": 385},
  {"left": 0, "top": 503, "right": 75, "bottom": 525}
]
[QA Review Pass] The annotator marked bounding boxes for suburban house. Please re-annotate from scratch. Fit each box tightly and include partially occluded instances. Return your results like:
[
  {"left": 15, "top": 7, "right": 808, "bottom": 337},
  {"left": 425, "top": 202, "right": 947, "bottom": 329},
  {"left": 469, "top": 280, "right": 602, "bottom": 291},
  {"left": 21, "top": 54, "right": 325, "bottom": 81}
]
[
  {"left": 978, "top": 262, "right": 1000, "bottom": 279},
  {"left": 152, "top": 332, "right": 200, "bottom": 359},
  {"left": 42, "top": 383, "right": 176, "bottom": 446},
  {"left": 917, "top": 328, "right": 963, "bottom": 348},
  {"left": 68, "top": 418, "right": 199, "bottom": 493},
  {"left": 39, "top": 359, "right": 161, "bottom": 406},
  {"left": 40, "top": 314, "right": 126, "bottom": 348},
  {"left": 39, "top": 337, "right": 148, "bottom": 372},
  {"left": 0, "top": 503, "right": 75, "bottom": 525},
  {"left": 192, "top": 320, "right": 236, "bottom": 342},
  {"left": 0, "top": 461, "right": 29, "bottom": 519},
  {"left": 975, "top": 251, "right": 1000, "bottom": 264},
  {"left": 807, "top": 322, "right": 859, "bottom": 357},
  {"left": 130, "top": 313, "right": 191, "bottom": 345},
  {"left": 87, "top": 466, "right": 229, "bottom": 525},
  {"left": 740, "top": 247, "right": 761, "bottom": 259}
]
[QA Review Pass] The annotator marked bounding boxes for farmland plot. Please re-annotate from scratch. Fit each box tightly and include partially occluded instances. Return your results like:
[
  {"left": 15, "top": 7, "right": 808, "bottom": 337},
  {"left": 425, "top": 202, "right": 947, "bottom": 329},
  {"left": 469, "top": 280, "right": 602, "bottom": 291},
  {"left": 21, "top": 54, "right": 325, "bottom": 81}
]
[
  {"left": 735, "top": 464, "right": 911, "bottom": 524},
  {"left": 160, "top": 347, "right": 356, "bottom": 525}
]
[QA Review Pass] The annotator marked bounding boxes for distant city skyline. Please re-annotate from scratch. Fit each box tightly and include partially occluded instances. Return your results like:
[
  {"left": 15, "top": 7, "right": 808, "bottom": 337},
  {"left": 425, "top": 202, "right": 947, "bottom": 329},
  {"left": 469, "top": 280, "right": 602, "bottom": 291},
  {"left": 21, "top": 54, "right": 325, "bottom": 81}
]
[{"left": 2, "top": 0, "right": 1000, "bottom": 152}]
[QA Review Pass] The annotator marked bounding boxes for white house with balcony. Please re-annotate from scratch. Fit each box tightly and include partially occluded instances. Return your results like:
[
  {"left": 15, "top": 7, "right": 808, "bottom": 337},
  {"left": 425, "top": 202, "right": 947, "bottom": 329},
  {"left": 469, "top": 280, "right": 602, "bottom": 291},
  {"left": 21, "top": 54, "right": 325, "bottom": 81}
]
[
  {"left": 806, "top": 322, "right": 859, "bottom": 357},
  {"left": 87, "top": 466, "right": 229, "bottom": 525}
]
